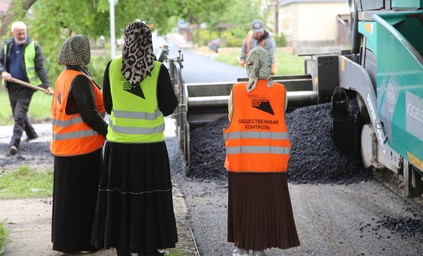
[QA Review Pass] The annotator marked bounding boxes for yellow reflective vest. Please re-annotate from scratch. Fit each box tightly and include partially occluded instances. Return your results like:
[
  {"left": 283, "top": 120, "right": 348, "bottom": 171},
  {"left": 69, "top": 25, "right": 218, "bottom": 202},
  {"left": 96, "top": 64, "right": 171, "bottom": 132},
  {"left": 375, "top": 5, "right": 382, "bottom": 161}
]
[
  {"left": 3, "top": 41, "right": 42, "bottom": 85},
  {"left": 106, "top": 58, "right": 165, "bottom": 143}
]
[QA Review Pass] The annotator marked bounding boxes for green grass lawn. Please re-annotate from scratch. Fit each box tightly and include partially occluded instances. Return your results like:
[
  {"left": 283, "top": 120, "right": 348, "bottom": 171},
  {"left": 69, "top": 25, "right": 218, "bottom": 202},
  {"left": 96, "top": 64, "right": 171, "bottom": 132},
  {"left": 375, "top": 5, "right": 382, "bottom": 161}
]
[
  {"left": 0, "top": 222, "right": 6, "bottom": 255},
  {"left": 0, "top": 166, "right": 53, "bottom": 200},
  {"left": 214, "top": 47, "right": 306, "bottom": 75},
  {"left": 0, "top": 89, "right": 52, "bottom": 125}
]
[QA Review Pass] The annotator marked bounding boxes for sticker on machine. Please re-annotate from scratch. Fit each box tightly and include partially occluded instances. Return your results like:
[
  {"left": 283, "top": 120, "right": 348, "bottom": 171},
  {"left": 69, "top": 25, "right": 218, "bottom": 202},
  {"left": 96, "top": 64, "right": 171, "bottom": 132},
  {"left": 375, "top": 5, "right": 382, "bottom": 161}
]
[
  {"left": 406, "top": 91, "right": 423, "bottom": 140},
  {"left": 407, "top": 152, "right": 423, "bottom": 172}
]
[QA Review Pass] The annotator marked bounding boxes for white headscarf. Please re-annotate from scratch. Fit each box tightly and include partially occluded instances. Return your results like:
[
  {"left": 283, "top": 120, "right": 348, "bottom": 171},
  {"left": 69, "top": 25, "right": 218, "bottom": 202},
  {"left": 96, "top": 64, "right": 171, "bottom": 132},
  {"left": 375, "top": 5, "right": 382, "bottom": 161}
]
[{"left": 245, "top": 46, "right": 274, "bottom": 92}]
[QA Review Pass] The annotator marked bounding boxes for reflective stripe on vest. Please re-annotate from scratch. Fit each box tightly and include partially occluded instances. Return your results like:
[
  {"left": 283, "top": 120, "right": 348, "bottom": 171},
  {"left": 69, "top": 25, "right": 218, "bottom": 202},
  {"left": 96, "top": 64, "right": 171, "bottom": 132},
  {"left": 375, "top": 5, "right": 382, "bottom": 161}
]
[
  {"left": 52, "top": 116, "right": 99, "bottom": 140},
  {"left": 50, "top": 70, "right": 105, "bottom": 156},
  {"left": 24, "top": 42, "right": 42, "bottom": 85},
  {"left": 224, "top": 81, "right": 290, "bottom": 173},
  {"left": 224, "top": 131, "right": 290, "bottom": 140},
  {"left": 107, "top": 58, "right": 165, "bottom": 143},
  {"left": 52, "top": 116, "right": 84, "bottom": 127},
  {"left": 224, "top": 131, "right": 290, "bottom": 154}
]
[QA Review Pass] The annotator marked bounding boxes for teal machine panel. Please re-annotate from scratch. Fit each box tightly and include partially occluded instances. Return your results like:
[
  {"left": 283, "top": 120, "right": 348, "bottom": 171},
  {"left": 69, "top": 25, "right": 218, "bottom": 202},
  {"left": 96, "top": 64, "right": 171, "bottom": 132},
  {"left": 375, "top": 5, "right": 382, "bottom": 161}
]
[
  {"left": 359, "top": 10, "right": 423, "bottom": 171},
  {"left": 392, "top": 0, "right": 423, "bottom": 8}
]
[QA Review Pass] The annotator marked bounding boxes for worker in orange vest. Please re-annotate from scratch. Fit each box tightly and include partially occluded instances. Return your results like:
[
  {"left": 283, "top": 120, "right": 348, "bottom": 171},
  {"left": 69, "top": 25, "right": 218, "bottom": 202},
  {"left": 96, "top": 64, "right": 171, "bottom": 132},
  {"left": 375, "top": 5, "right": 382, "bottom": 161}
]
[
  {"left": 226, "top": 47, "right": 299, "bottom": 256},
  {"left": 239, "top": 19, "right": 278, "bottom": 75},
  {"left": 50, "top": 34, "right": 108, "bottom": 254}
]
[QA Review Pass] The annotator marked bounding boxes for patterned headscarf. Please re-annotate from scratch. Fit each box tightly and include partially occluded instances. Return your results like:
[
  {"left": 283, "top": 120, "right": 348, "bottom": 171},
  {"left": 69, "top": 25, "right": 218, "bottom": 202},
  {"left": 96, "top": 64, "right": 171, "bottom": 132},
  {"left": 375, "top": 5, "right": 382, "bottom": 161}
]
[
  {"left": 245, "top": 46, "right": 273, "bottom": 92},
  {"left": 121, "top": 21, "right": 156, "bottom": 89},
  {"left": 58, "top": 34, "right": 91, "bottom": 66}
]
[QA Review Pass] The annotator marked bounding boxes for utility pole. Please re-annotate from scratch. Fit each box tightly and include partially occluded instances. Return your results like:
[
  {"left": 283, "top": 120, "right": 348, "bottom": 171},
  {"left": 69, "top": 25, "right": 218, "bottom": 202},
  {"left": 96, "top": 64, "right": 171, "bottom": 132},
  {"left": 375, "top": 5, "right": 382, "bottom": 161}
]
[
  {"left": 274, "top": 0, "right": 279, "bottom": 35},
  {"left": 109, "top": 0, "right": 118, "bottom": 58}
]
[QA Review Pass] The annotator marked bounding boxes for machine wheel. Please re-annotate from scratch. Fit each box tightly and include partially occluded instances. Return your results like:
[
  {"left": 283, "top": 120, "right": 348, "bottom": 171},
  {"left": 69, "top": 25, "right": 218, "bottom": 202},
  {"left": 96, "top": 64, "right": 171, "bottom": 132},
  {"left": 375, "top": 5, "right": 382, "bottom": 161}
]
[{"left": 331, "top": 88, "right": 361, "bottom": 156}]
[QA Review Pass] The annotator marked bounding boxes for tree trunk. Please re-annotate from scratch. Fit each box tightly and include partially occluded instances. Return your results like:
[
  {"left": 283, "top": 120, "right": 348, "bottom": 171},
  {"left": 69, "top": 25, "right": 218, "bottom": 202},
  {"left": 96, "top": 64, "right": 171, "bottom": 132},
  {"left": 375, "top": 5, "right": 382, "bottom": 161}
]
[{"left": 0, "top": 0, "right": 38, "bottom": 40}]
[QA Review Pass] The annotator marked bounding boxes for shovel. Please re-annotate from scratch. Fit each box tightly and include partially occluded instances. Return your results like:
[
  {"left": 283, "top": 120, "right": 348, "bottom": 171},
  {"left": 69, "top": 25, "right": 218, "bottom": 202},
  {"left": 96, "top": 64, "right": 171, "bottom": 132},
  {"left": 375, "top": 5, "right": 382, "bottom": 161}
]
[{"left": 10, "top": 77, "right": 52, "bottom": 94}]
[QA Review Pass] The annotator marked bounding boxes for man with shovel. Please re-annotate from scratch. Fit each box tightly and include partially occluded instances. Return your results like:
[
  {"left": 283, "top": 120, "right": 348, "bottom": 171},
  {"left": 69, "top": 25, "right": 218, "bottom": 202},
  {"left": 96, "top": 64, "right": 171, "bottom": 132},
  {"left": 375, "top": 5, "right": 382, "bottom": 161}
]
[{"left": 0, "top": 21, "right": 53, "bottom": 156}]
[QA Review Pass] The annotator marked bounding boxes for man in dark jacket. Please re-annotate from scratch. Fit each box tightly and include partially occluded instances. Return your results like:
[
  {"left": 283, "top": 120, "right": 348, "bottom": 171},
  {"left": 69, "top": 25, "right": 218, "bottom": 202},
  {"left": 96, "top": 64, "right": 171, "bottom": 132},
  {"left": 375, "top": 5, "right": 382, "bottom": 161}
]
[
  {"left": 0, "top": 21, "right": 53, "bottom": 156},
  {"left": 239, "top": 19, "right": 278, "bottom": 75}
]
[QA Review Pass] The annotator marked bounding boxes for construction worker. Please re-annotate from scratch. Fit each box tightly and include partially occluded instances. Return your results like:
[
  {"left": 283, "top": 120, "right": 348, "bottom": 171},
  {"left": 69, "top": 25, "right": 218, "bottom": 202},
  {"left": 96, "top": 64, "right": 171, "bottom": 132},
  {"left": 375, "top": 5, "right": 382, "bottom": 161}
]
[
  {"left": 239, "top": 19, "right": 278, "bottom": 75},
  {"left": 0, "top": 21, "right": 53, "bottom": 156}
]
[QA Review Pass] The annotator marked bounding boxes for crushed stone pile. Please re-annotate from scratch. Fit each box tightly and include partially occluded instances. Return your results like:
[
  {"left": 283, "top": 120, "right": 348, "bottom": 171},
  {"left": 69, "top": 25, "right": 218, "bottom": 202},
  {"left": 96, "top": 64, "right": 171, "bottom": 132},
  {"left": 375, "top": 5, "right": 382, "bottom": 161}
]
[
  {"left": 188, "top": 117, "right": 227, "bottom": 181},
  {"left": 187, "top": 103, "right": 373, "bottom": 184},
  {"left": 378, "top": 216, "right": 423, "bottom": 239}
]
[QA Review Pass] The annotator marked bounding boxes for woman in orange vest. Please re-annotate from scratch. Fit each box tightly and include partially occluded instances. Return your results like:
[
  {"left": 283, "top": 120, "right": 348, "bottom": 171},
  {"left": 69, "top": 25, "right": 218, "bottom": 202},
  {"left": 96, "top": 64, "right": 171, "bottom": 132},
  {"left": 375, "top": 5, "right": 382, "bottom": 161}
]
[
  {"left": 50, "top": 34, "right": 108, "bottom": 254},
  {"left": 224, "top": 47, "right": 300, "bottom": 256}
]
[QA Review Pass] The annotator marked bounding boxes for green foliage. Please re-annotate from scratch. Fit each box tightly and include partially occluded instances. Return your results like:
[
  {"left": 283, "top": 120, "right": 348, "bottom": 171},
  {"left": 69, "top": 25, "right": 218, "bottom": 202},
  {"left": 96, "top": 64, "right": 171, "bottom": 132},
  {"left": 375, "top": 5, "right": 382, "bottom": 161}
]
[
  {"left": 274, "top": 33, "right": 287, "bottom": 47},
  {"left": 193, "top": 29, "right": 219, "bottom": 46},
  {"left": 0, "top": 166, "right": 53, "bottom": 200},
  {"left": 0, "top": 221, "right": 7, "bottom": 255},
  {"left": 28, "top": 0, "right": 110, "bottom": 84},
  {"left": 208, "top": 0, "right": 267, "bottom": 32},
  {"left": 167, "top": 249, "right": 186, "bottom": 256},
  {"left": 0, "top": 0, "right": 236, "bottom": 88},
  {"left": 193, "top": 0, "right": 278, "bottom": 48},
  {"left": 88, "top": 54, "right": 113, "bottom": 87},
  {"left": 218, "top": 31, "right": 244, "bottom": 47}
]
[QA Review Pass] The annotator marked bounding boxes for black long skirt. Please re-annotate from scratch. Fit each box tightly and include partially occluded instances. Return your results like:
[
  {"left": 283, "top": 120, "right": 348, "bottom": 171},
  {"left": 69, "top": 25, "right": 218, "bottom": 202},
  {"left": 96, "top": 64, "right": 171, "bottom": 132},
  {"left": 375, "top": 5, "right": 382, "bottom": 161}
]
[
  {"left": 228, "top": 172, "right": 300, "bottom": 250},
  {"left": 52, "top": 148, "right": 103, "bottom": 252},
  {"left": 92, "top": 141, "right": 178, "bottom": 253}
]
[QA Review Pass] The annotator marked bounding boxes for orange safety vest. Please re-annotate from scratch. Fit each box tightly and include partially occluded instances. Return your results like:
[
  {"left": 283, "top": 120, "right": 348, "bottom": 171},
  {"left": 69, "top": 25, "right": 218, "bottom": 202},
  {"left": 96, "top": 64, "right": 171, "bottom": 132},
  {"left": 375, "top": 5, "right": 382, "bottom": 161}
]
[
  {"left": 50, "top": 70, "right": 105, "bottom": 156},
  {"left": 224, "top": 80, "right": 290, "bottom": 173}
]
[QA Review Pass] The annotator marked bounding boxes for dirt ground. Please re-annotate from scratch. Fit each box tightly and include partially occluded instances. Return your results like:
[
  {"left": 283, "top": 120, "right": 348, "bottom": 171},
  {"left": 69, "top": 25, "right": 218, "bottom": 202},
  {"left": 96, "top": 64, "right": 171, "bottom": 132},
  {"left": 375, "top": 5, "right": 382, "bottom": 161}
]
[
  {"left": 0, "top": 120, "right": 198, "bottom": 256},
  {"left": 0, "top": 184, "right": 195, "bottom": 256}
]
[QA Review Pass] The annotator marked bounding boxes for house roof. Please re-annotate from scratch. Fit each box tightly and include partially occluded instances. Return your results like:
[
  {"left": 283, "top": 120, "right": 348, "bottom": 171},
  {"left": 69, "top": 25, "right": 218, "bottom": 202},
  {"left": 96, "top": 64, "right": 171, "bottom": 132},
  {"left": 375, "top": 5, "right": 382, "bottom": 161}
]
[{"left": 280, "top": 0, "right": 347, "bottom": 6}]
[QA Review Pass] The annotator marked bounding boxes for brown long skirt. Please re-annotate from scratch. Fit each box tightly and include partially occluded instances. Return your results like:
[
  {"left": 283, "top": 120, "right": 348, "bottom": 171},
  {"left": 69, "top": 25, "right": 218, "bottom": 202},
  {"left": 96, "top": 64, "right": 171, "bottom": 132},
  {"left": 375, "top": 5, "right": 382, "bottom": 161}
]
[{"left": 228, "top": 172, "right": 300, "bottom": 250}]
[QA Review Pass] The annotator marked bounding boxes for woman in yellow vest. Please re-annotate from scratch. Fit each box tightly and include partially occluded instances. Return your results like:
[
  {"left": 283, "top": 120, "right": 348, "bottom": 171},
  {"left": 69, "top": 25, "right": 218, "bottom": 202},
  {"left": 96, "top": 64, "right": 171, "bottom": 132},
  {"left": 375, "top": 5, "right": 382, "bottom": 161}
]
[
  {"left": 92, "top": 21, "right": 178, "bottom": 256},
  {"left": 50, "top": 34, "right": 108, "bottom": 254},
  {"left": 224, "top": 47, "right": 300, "bottom": 256}
]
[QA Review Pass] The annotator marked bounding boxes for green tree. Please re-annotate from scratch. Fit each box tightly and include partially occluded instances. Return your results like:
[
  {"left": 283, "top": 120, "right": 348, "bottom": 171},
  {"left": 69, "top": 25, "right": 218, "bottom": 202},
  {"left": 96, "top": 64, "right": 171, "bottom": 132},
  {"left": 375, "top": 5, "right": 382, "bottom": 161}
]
[
  {"left": 192, "top": 0, "right": 273, "bottom": 48},
  {"left": 0, "top": 0, "right": 233, "bottom": 83},
  {"left": 0, "top": 0, "right": 37, "bottom": 40},
  {"left": 208, "top": 0, "right": 270, "bottom": 37}
]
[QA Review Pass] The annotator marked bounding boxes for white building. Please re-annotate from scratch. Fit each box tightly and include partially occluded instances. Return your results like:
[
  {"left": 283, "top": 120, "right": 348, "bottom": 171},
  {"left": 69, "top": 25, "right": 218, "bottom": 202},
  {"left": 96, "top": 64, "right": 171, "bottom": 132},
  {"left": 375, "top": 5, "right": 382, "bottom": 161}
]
[{"left": 276, "top": 0, "right": 349, "bottom": 52}]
